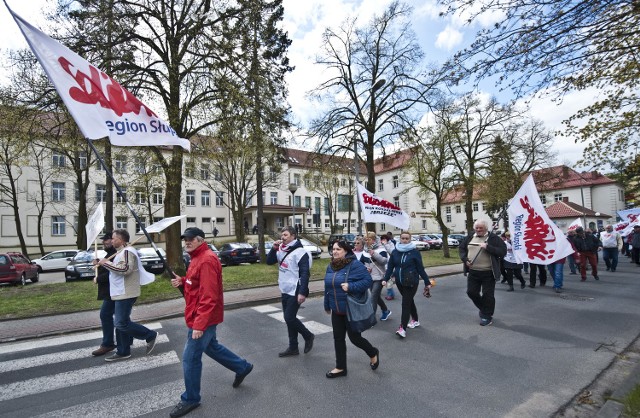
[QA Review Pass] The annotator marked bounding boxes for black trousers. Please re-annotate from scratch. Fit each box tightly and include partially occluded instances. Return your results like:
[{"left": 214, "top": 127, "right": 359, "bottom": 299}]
[
  {"left": 370, "top": 281, "right": 388, "bottom": 314},
  {"left": 529, "top": 263, "right": 547, "bottom": 286},
  {"left": 505, "top": 268, "right": 525, "bottom": 287},
  {"left": 331, "top": 311, "right": 377, "bottom": 370},
  {"left": 466, "top": 270, "right": 495, "bottom": 319},
  {"left": 396, "top": 281, "right": 419, "bottom": 329}
]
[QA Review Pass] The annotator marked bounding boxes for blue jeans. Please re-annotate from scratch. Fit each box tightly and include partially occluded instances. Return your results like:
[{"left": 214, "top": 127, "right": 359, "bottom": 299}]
[
  {"left": 547, "top": 263, "right": 564, "bottom": 289},
  {"left": 100, "top": 299, "right": 115, "bottom": 347},
  {"left": 114, "top": 297, "right": 156, "bottom": 356},
  {"left": 181, "top": 325, "right": 251, "bottom": 404},
  {"left": 602, "top": 248, "right": 619, "bottom": 271},
  {"left": 281, "top": 293, "right": 313, "bottom": 350},
  {"left": 567, "top": 254, "right": 577, "bottom": 274}
]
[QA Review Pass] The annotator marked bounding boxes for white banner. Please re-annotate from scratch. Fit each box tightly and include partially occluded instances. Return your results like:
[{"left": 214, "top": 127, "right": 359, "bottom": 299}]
[
  {"left": 145, "top": 215, "right": 186, "bottom": 233},
  {"left": 85, "top": 204, "right": 105, "bottom": 250},
  {"left": 567, "top": 218, "right": 583, "bottom": 232},
  {"left": 356, "top": 183, "right": 410, "bottom": 230},
  {"left": 617, "top": 208, "right": 640, "bottom": 223},
  {"left": 508, "top": 176, "right": 574, "bottom": 265},
  {"left": 8, "top": 8, "right": 190, "bottom": 151}
]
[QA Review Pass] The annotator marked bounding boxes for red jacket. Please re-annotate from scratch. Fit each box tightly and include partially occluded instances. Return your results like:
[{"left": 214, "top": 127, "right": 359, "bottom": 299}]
[{"left": 180, "top": 242, "right": 223, "bottom": 330}]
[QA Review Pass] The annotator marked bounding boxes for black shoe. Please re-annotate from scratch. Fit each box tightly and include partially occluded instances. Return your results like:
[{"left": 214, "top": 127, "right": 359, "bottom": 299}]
[
  {"left": 500, "top": 279, "right": 507, "bottom": 284},
  {"left": 370, "top": 350, "right": 380, "bottom": 370},
  {"left": 326, "top": 369, "right": 347, "bottom": 378},
  {"left": 232, "top": 363, "right": 253, "bottom": 388},
  {"left": 304, "top": 334, "right": 315, "bottom": 354},
  {"left": 507, "top": 286, "right": 514, "bottom": 292},
  {"left": 594, "top": 276, "right": 600, "bottom": 280},
  {"left": 278, "top": 347, "right": 299, "bottom": 357},
  {"left": 521, "top": 283, "right": 526, "bottom": 289},
  {"left": 528, "top": 284, "right": 535, "bottom": 288},
  {"left": 606, "top": 267, "right": 610, "bottom": 271},
  {"left": 169, "top": 402, "right": 200, "bottom": 418}
]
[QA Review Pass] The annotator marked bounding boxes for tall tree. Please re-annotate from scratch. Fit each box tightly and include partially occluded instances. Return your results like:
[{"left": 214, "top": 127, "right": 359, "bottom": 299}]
[
  {"left": 439, "top": 0, "right": 640, "bottom": 167},
  {"left": 308, "top": 1, "right": 440, "bottom": 231}
]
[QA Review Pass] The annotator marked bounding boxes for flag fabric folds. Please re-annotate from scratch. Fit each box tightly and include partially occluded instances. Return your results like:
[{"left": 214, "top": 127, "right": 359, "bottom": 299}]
[
  {"left": 567, "top": 218, "right": 583, "bottom": 232},
  {"left": 356, "top": 183, "right": 410, "bottom": 230},
  {"left": 85, "top": 204, "right": 105, "bottom": 250},
  {"left": 145, "top": 215, "right": 186, "bottom": 234},
  {"left": 508, "top": 176, "right": 574, "bottom": 265},
  {"left": 617, "top": 208, "right": 640, "bottom": 224},
  {"left": 7, "top": 8, "right": 190, "bottom": 151}
]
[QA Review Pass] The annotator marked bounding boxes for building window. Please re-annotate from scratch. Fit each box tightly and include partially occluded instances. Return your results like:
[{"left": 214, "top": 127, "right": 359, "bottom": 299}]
[
  {"left": 202, "top": 217, "right": 211, "bottom": 226},
  {"left": 554, "top": 193, "right": 563, "bottom": 202},
  {"left": 52, "top": 150, "right": 66, "bottom": 167},
  {"left": 96, "top": 160, "right": 104, "bottom": 171},
  {"left": 215, "top": 217, "right": 225, "bottom": 224},
  {"left": 276, "top": 217, "right": 284, "bottom": 228},
  {"left": 619, "top": 189, "right": 624, "bottom": 201},
  {"left": 186, "top": 190, "right": 195, "bottom": 206},
  {"left": 186, "top": 217, "right": 196, "bottom": 224},
  {"left": 135, "top": 188, "right": 145, "bottom": 205},
  {"left": 96, "top": 184, "right": 107, "bottom": 202},
  {"left": 152, "top": 188, "right": 163, "bottom": 205},
  {"left": 114, "top": 156, "right": 127, "bottom": 173},
  {"left": 380, "top": 223, "right": 386, "bottom": 231},
  {"left": 117, "top": 187, "right": 127, "bottom": 203},
  {"left": 137, "top": 217, "right": 146, "bottom": 233},
  {"left": 324, "top": 219, "right": 330, "bottom": 229},
  {"left": 116, "top": 217, "right": 127, "bottom": 229},
  {"left": 133, "top": 157, "right": 145, "bottom": 174},
  {"left": 74, "top": 216, "right": 79, "bottom": 235},
  {"left": 421, "top": 200, "right": 426, "bottom": 209},
  {"left": 446, "top": 214, "right": 451, "bottom": 223},
  {"left": 472, "top": 203, "right": 479, "bottom": 212},
  {"left": 293, "top": 173, "right": 301, "bottom": 186},
  {"left": 341, "top": 178, "right": 347, "bottom": 187},
  {"left": 201, "top": 190, "right": 211, "bottom": 206},
  {"left": 76, "top": 151, "right": 87, "bottom": 169},
  {"left": 393, "top": 175, "right": 399, "bottom": 188},
  {"left": 337, "top": 195, "right": 351, "bottom": 212},
  {"left": 539, "top": 194, "right": 547, "bottom": 204},
  {"left": 270, "top": 192, "right": 278, "bottom": 205},
  {"left": 184, "top": 161, "right": 195, "bottom": 178},
  {"left": 455, "top": 205, "right": 461, "bottom": 214},
  {"left": 378, "top": 179, "right": 384, "bottom": 192},
  {"left": 305, "top": 196, "right": 311, "bottom": 209},
  {"left": 215, "top": 191, "right": 224, "bottom": 207},
  {"left": 52, "top": 182, "right": 65, "bottom": 202},
  {"left": 294, "top": 196, "right": 301, "bottom": 208},
  {"left": 245, "top": 190, "right": 252, "bottom": 207},
  {"left": 445, "top": 206, "right": 451, "bottom": 214},
  {"left": 200, "top": 164, "right": 209, "bottom": 180},
  {"left": 153, "top": 217, "right": 163, "bottom": 223},
  {"left": 393, "top": 196, "right": 400, "bottom": 207},
  {"left": 74, "top": 183, "right": 80, "bottom": 202},
  {"left": 51, "top": 216, "right": 65, "bottom": 235}
]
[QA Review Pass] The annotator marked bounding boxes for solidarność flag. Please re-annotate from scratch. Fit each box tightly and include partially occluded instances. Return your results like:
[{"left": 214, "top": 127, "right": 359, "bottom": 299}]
[
  {"left": 7, "top": 6, "right": 190, "bottom": 151},
  {"left": 357, "top": 182, "right": 410, "bottom": 230}
]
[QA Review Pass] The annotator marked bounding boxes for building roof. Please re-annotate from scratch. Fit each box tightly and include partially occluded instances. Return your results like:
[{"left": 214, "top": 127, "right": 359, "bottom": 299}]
[
  {"left": 373, "top": 148, "right": 414, "bottom": 174},
  {"left": 544, "top": 200, "right": 612, "bottom": 219}
]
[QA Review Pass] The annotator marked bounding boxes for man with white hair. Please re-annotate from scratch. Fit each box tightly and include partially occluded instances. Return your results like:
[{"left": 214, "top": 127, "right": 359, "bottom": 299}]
[
  {"left": 458, "top": 220, "right": 506, "bottom": 326},
  {"left": 600, "top": 224, "right": 623, "bottom": 272}
]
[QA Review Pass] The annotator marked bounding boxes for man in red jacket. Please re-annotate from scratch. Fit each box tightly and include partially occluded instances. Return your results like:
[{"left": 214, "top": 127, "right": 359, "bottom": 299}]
[{"left": 169, "top": 227, "right": 253, "bottom": 418}]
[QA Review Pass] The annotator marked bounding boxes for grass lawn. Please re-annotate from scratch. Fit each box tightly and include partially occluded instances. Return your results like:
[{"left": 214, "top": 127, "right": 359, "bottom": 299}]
[{"left": 0, "top": 249, "right": 460, "bottom": 320}]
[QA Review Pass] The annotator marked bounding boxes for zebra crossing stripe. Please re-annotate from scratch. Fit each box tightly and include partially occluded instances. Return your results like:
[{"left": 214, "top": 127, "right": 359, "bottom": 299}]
[
  {"left": 251, "top": 305, "right": 281, "bottom": 313},
  {"left": 0, "top": 351, "right": 180, "bottom": 402},
  {"left": 300, "top": 321, "right": 332, "bottom": 335},
  {"left": 0, "top": 334, "right": 170, "bottom": 373},
  {"left": 0, "top": 323, "right": 163, "bottom": 355},
  {"left": 32, "top": 380, "right": 184, "bottom": 418}
]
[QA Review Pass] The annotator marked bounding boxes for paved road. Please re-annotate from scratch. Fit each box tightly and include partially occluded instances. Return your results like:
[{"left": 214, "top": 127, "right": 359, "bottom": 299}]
[{"left": 1, "top": 261, "right": 639, "bottom": 417}]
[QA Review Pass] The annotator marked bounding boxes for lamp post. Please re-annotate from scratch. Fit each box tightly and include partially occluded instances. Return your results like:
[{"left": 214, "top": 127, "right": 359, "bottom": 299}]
[{"left": 288, "top": 183, "right": 298, "bottom": 227}]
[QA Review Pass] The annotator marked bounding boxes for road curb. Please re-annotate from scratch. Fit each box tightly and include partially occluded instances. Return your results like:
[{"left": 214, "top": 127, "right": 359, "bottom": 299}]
[{"left": 595, "top": 362, "right": 640, "bottom": 418}]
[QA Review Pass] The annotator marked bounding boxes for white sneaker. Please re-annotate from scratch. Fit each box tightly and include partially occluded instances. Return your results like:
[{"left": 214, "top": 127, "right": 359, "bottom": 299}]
[
  {"left": 407, "top": 320, "right": 420, "bottom": 329},
  {"left": 396, "top": 326, "right": 406, "bottom": 338}
]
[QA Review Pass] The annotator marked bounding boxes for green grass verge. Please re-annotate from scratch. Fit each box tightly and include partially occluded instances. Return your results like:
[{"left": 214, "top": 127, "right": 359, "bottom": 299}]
[
  {"left": 0, "top": 249, "right": 460, "bottom": 320},
  {"left": 623, "top": 383, "right": 640, "bottom": 417}
]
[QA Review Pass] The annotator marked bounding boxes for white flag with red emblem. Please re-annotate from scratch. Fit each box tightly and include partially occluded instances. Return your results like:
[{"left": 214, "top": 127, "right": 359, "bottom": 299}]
[
  {"left": 567, "top": 218, "right": 583, "bottom": 232},
  {"left": 8, "top": 8, "right": 190, "bottom": 151},
  {"left": 617, "top": 208, "right": 640, "bottom": 224},
  {"left": 357, "top": 183, "right": 410, "bottom": 230},
  {"left": 508, "top": 176, "right": 574, "bottom": 265}
]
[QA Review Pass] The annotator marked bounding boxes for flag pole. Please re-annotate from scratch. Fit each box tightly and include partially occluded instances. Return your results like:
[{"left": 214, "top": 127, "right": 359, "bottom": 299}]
[{"left": 85, "top": 138, "right": 180, "bottom": 289}]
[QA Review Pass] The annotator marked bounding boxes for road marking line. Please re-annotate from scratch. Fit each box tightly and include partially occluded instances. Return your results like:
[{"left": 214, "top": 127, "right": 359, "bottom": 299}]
[
  {"left": 0, "top": 351, "right": 179, "bottom": 402},
  {"left": 0, "top": 334, "right": 170, "bottom": 373},
  {"left": 267, "top": 312, "right": 306, "bottom": 323},
  {"left": 302, "top": 321, "right": 333, "bottom": 335},
  {"left": 251, "top": 305, "right": 281, "bottom": 313},
  {"left": 0, "top": 323, "right": 163, "bottom": 355}
]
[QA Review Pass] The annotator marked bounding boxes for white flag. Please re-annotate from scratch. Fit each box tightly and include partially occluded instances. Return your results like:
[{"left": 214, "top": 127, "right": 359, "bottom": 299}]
[
  {"left": 145, "top": 215, "right": 186, "bottom": 233},
  {"left": 356, "top": 183, "right": 410, "bottom": 230},
  {"left": 508, "top": 176, "right": 574, "bottom": 265},
  {"left": 617, "top": 208, "right": 640, "bottom": 223},
  {"left": 8, "top": 8, "right": 190, "bottom": 151},
  {"left": 567, "top": 218, "right": 583, "bottom": 232},
  {"left": 85, "top": 204, "right": 105, "bottom": 250}
]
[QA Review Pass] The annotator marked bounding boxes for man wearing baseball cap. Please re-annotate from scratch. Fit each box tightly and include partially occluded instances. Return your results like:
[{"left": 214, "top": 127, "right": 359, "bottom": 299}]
[{"left": 169, "top": 227, "right": 253, "bottom": 417}]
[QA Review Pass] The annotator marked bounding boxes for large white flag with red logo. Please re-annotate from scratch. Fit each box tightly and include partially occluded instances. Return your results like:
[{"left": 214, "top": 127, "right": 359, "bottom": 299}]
[
  {"left": 508, "top": 175, "right": 574, "bottom": 265},
  {"left": 8, "top": 8, "right": 190, "bottom": 151},
  {"left": 617, "top": 208, "right": 640, "bottom": 224},
  {"left": 357, "top": 183, "right": 410, "bottom": 230},
  {"left": 567, "top": 218, "right": 583, "bottom": 232}
]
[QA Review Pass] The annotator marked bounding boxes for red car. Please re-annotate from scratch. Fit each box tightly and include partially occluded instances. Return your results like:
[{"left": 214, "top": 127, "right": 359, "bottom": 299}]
[{"left": 0, "top": 252, "right": 40, "bottom": 285}]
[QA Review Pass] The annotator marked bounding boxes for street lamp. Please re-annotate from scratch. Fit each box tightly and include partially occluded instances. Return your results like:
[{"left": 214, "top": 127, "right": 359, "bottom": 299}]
[{"left": 288, "top": 183, "right": 298, "bottom": 227}]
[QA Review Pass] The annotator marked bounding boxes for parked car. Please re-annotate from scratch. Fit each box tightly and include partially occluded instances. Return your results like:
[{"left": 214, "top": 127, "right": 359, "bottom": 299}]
[
  {"left": 218, "top": 243, "right": 259, "bottom": 266},
  {"left": 433, "top": 233, "right": 459, "bottom": 247},
  {"left": 300, "top": 238, "right": 323, "bottom": 258},
  {"left": 420, "top": 234, "right": 442, "bottom": 250},
  {"left": 449, "top": 233, "right": 467, "bottom": 242},
  {"left": 65, "top": 250, "right": 107, "bottom": 282},
  {"left": 138, "top": 248, "right": 167, "bottom": 275},
  {"left": 0, "top": 252, "right": 39, "bottom": 285},
  {"left": 32, "top": 249, "right": 79, "bottom": 272},
  {"left": 411, "top": 235, "right": 430, "bottom": 251},
  {"left": 254, "top": 241, "right": 274, "bottom": 257},
  {"left": 327, "top": 233, "right": 356, "bottom": 253},
  {"left": 182, "top": 244, "right": 219, "bottom": 270}
]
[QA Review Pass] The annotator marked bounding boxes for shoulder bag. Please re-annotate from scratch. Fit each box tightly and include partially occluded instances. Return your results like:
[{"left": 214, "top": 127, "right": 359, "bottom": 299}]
[{"left": 343, "top": 263, "right": 377, "bottom": 333}]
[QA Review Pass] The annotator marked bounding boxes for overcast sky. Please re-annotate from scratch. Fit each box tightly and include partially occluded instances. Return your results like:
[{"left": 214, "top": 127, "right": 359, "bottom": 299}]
[{"left": 0, "top": 0, "right": 591, "bottom": 168}]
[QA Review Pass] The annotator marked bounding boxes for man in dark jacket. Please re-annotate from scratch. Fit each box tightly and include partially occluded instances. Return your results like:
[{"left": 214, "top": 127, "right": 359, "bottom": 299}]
[
  {"left": 573, "top": 227, "right": 602, "bottom": 281},
  {"left": 459, "top": 220, "right": 507, "bottom": 326},
  {"left": 91, "top": 232, "right": 118, "bottom": 356}
]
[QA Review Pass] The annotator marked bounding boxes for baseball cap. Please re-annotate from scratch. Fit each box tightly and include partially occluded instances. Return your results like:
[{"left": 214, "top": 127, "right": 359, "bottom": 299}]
[
  {"left": 634, "top": 224, "right": 640, "bottom": 229},
  {"left": 100, "top": 232, "right": 113, "bottom": 240},
  {"left": 181, "top": 227, "right": 205, "bottom": 239}
]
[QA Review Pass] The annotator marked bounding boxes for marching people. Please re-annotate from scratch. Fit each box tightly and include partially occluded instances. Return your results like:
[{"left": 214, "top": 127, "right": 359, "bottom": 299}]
[
  {"left": 91, "top": 232, "right": 118, "bottom": 356},
  {"left": 170, "top": 227, "right": 253, "bottom": 418},
  {"left": 324, "top": 240, "right": 379, "bottom": 378},
  {"left": 459, "top": 220, "right": 507, "bottom": 326},
  {"left": 600, "top": 224, "right": 623, "bottom": 272},
  {"left": 566, "top": 229, "right": 579, "bottom": 274},
  {"left": 383, "top": 231, "right": 431, "bottom": 338},
  {"left": 364, "top": 231, "right": 392, "bottom": 321},
  {"left": 266, "top": 226, "right": 315, "bottom": 358},
  {"left": 630, "top": 225, "right": 640, "bottom": 265},
  {"left": 500, "top": 231, "right": 525, "bottom": 291},
  {"left": 94, "top": 228, "right": 158, "bottom": 361},
  {"left": 573, "top": 227, "right": 602, "bottom": 281},
  {"left": 528, "top": 262, "right": 547, "bottom": 288},
  {"left": 380, "top": 235, "right": 396, "bottom": 300},
  {"left": 353, "top": 236, "right": 372, "bottom": 267}
]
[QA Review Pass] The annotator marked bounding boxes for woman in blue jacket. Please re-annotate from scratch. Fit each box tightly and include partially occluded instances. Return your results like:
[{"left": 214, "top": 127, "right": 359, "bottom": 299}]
[
  {"left": 383, "top": 231, "right": 431, "bottom": 338},
  {"left": 324, "top": 240, "right": 379, "bottom": 378}
]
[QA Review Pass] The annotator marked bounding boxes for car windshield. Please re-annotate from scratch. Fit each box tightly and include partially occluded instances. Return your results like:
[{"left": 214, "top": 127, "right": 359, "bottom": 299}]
[
  {"left": 74, "top": 251, "right": 106, "bottom": 262},
  {"left": 138, "top": 248, "right": 166, "bottom": 257},
  {"left": 228, "top": 243, "right": 253, "bottom": 249}
]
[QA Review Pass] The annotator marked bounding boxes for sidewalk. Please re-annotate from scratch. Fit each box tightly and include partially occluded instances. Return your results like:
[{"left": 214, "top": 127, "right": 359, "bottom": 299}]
[{"left": 0, "top": 264, "right": 462, "bottom": 343}]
